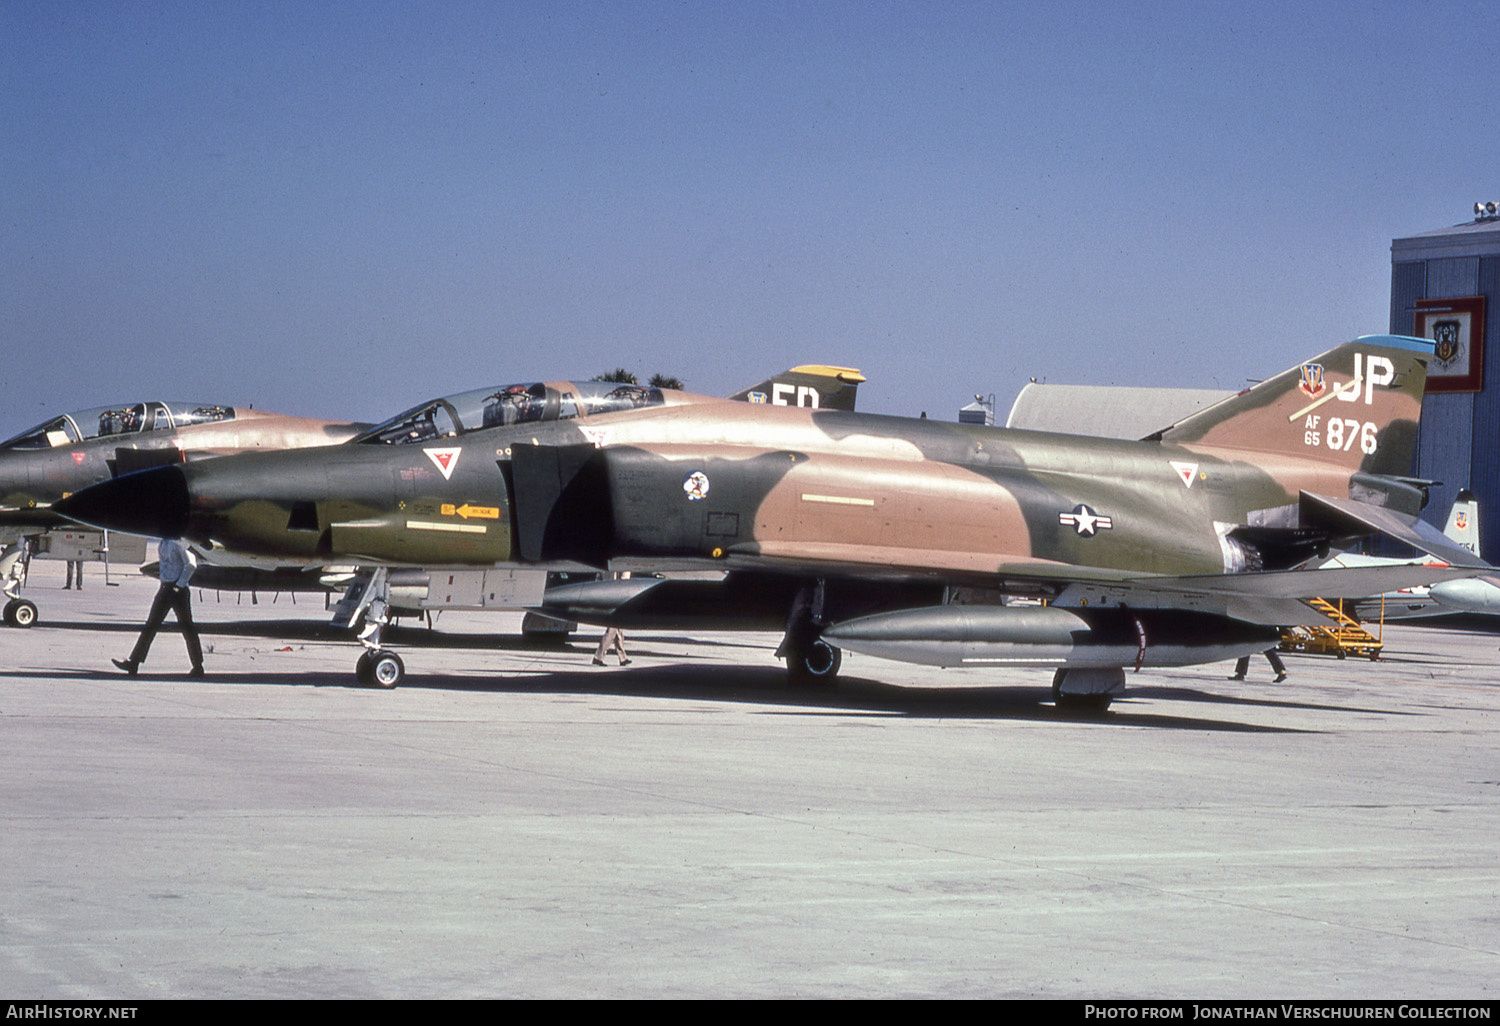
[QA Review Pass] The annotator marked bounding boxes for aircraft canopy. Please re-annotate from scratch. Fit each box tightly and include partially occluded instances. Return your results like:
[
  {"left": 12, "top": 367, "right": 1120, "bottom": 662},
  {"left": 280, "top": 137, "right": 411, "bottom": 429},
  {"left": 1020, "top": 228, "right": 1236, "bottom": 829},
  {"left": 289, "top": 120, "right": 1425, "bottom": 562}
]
[
  {"left": 0, "top": 402, "right": 235, "bottom": 451},
  {"left": 352, "top": 380, "right": 664, "bottom": 445}
]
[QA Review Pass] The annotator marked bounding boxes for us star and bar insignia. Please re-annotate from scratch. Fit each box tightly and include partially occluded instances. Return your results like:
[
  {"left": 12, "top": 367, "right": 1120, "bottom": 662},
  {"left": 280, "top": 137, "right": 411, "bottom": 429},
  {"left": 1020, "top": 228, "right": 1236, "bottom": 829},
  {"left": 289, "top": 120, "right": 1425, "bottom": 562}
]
[{"left": 1059, "top": 504, "right": 1113, "bottom": 537}]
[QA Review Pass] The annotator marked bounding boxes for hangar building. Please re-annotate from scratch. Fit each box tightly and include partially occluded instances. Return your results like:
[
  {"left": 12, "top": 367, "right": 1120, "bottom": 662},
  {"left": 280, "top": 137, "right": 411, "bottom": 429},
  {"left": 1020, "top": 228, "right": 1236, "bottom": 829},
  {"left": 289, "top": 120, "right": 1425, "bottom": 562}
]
[{"left": 1392, "top": 205, "right": 1500, "bottom": 557}]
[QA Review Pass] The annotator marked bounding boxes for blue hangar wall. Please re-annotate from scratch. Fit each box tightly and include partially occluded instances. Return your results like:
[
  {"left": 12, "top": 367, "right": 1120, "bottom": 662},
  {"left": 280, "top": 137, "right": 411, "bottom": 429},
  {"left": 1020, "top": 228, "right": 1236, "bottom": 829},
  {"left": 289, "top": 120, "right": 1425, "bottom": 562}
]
[{"left": 1391, "top": 210, "right": 1500, "bottom": 559}]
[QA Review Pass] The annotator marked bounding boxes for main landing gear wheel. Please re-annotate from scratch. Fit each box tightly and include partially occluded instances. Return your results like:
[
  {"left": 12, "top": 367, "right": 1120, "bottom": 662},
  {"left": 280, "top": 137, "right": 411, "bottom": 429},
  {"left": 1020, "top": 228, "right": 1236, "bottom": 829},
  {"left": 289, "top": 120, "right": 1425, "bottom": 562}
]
[
  {"left": 787, "top": 638, "right": 842, "bottom": 686},
  {"left": 1051, "top": 667, "right": 1119, "bottom": 713},
  {"left": 355, "top": 649, "right": 405, "bottom": 688},
  {"left": 1052, "top": 689, "right": 1113, "bottom": 713},
  {"left": 3, "top": 598, "right": 38, "bottom": 628}
]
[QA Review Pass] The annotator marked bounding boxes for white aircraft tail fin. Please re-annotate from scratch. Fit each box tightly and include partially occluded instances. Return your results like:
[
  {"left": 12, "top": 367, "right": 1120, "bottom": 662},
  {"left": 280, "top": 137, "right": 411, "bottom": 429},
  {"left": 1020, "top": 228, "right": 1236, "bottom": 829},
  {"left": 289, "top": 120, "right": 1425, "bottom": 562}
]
[{"left": 1444, "top": 489, "right": 1480, "bottom": 557}]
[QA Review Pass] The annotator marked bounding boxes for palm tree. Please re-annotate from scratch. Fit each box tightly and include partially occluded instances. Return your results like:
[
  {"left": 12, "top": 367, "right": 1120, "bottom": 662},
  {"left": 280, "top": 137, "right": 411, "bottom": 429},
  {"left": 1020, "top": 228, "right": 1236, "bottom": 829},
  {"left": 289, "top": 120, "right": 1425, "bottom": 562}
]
[{"left": 593, "top": 369, "right": 685, "bottom": 390}]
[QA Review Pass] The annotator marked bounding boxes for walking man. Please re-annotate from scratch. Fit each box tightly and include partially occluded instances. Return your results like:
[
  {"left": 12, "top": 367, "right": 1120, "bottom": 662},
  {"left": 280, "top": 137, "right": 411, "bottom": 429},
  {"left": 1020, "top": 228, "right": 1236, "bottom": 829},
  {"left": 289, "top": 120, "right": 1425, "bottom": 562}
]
[
  {"left": 113, "top": 538, "right": 203, "bottom": 677},
  {"left": 593, "top": 625, "right": 630, "bottom": 666},
  {"left": 1231, "top": 648, "right": 1287, "bottom": 683},
  {"left": 591, "top": 571, "right": 632, "bottom": 666}
]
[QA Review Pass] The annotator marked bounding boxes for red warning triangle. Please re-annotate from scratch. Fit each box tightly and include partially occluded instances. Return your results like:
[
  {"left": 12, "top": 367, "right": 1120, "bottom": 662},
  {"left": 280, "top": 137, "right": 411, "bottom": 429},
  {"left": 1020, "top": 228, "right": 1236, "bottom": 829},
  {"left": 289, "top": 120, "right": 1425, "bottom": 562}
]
[
  {"left": 425, "top": 447, "right": 462, "bottom": 480},
  {"left": 1169, "top": 460, "right": 1198, "bottom": 488}
]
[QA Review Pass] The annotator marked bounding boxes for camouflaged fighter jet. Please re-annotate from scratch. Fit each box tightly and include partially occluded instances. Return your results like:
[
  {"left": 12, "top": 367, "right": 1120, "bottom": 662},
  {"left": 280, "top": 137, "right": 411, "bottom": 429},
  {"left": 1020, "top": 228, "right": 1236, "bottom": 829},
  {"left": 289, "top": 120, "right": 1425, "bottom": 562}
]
[
  {"left": 2, "top": 367, "right": 861, "bottom": 638},
  {"left": 55, "top": 337, "right": 1488, "bottom": 704},
  {"left": 0, "top": 401, "right": 367, "bottom": 626},
  {"left": 40, "top": 367, "right": 864, "bottom": 674}
]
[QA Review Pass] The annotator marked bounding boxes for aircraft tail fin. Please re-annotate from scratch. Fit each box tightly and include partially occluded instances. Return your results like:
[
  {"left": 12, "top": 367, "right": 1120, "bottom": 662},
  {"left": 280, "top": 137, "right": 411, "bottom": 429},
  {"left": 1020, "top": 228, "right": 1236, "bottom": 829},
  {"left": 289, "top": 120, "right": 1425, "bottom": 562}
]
[
  {"left": 729, "top": 366, "right": 866, "bottom": 411},
  {"left": 1444, "top": 489, "right": 1480, "bottom": 556},
  {"left": 1155, "top": 335, "right": 1433, "bottom": 477}
]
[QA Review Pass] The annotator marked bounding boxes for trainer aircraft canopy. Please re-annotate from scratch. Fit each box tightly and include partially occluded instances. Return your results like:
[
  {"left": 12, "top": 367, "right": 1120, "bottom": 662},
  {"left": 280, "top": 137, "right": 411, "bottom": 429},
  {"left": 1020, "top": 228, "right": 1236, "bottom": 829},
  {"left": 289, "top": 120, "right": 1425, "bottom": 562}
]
[{"left": 1, "top": 402, "right": 236, "bottom": 451}]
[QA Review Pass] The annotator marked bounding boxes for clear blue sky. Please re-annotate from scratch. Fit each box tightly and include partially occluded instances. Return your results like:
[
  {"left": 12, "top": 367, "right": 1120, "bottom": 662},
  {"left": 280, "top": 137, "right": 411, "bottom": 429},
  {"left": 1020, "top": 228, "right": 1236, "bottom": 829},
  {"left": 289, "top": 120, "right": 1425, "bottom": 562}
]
[{"left": 4, "top": 0, "right": 1497, "bottom": 435}]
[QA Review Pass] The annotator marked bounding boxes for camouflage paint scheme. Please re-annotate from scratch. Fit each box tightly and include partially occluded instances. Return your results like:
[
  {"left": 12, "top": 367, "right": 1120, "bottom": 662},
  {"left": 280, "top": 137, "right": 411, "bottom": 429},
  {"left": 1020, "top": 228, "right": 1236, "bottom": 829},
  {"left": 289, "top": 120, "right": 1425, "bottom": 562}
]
[
  {"left": 0, "top": 402, "right": 365, "bottom": 523},
  {"left": 7, "top": 368, "right": 858, "bottom": 635},
  {"left": 0, "top": 401, "right": 367, "bottom": 626},
  {"left": 55, "top": 337, "right": 1486, "bottom": 689}
]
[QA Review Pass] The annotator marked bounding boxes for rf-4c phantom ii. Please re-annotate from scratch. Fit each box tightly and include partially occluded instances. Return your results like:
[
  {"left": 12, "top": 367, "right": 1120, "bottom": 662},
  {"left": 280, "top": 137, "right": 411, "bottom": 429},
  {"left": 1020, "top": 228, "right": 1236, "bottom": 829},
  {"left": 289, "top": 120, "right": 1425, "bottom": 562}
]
[
  {"left": 56, "top": 337, "right": 1488, "bottom": 707},
  {"left": 8, "top": 368, "right": 858, "bottom": 639},
  {"left": 0, "top": 401, "right": 366, "bottom": 627},
  {"left": 40, "top": 368, "right": 863, "bottom": 672}
]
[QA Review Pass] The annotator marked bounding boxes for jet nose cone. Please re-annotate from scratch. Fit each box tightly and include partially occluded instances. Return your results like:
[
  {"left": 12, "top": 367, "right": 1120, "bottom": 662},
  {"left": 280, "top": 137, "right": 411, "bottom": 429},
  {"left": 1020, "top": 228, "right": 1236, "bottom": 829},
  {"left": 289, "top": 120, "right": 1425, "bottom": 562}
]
[{"left": 53, "top": 465, "right": 190, "bottom": 539}]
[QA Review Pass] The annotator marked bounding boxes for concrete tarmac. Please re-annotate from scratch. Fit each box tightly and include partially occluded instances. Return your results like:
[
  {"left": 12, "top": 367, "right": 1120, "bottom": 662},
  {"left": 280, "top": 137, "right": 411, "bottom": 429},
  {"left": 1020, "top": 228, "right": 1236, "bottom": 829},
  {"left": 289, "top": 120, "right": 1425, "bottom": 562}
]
[{"left": 2, "top": 563, "right": 1498, "bottom": 999}]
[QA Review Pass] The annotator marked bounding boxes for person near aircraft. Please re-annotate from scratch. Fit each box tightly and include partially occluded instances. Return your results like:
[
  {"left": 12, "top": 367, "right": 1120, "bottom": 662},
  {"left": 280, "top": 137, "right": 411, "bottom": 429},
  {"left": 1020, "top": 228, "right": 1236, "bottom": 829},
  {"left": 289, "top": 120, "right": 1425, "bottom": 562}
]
[
  {"left": 592, "top": 573, "right": 632, "bottom": 666},
  {"left": 1231, "top": 649, "right": 1287, "bottom": 683},
  {"left": 65, "top": 559, "right": 83, "bottom": 590},
  {"left": 593, "top": 626, "right": 630, "bottom": 666},
  {"left": 112, "top": 538, "right": 203, "bottom": 677}
]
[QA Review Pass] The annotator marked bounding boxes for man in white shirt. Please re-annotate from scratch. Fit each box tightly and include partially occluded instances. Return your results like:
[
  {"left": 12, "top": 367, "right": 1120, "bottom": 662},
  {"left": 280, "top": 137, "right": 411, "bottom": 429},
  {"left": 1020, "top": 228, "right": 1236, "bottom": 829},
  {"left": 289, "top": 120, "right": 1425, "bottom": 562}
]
[{"left": 113, "top": 538, "right": 204, "bottom": 677}]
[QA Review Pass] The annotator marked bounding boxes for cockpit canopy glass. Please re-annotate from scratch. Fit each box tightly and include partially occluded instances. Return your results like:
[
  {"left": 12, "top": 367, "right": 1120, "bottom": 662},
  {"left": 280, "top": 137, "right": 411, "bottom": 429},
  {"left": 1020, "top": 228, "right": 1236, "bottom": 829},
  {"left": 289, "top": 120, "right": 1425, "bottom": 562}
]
[
  {"left": 0, "top": 403, "right": 235, "bottom": 450},
  {"left": 352, "top": 381, "right": 664, "bottom": 445}
]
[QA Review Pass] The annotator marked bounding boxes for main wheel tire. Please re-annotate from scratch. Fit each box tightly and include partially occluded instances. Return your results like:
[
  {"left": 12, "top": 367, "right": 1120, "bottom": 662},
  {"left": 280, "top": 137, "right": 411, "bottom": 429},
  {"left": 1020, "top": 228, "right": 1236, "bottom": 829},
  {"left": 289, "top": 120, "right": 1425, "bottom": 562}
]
[
  {"left": 787, "top": 639, "right": 842, "bottom": 686},
  {"left": 1055, "top": 691, "right": 1112, "bottom": 713},
  {"left": 355, "top": 650, "right": 375, "bottom": 685},
  {"left": 369, "top": 650, "right": 404, "bottom": 689},
  {"left": 5, "top": 598, "right": 38, "bottom": 628}
]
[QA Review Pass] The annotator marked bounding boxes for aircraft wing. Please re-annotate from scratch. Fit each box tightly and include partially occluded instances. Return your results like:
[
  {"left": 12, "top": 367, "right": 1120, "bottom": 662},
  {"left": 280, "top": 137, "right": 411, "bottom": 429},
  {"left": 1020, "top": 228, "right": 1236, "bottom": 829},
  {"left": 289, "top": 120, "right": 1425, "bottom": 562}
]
[
  {"left": 725, "top": 540, "right": 1104, "bottom": 581},
  {"left": 814, "top": 560, "right": 1485, "bottom": 675},
  {"left": 731, "top": 537, "right": 1488, "bottom": 627},
  {"left": 1050, "top": 563, "right": 1491, "bottom": 627}
]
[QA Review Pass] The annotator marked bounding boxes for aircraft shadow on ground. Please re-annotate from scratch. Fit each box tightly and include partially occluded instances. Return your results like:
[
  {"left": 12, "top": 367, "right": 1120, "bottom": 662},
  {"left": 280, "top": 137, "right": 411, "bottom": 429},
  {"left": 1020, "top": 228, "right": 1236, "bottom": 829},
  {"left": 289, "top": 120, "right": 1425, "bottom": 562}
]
[
  {"left": 8, "top": 659, "right": 1331, "bottom": 733},
  {"left": 1121, "top": 683, "right": 1410, "bottom": 718},
  {"left": 39, "top": 617, "right": 770, "bottom": 653},
  {"left": 421, "top": 663, "right": 1324, "bottom": 732},
  {"left": 20, "top": 618, "right": 1429, "bottom": 731}
]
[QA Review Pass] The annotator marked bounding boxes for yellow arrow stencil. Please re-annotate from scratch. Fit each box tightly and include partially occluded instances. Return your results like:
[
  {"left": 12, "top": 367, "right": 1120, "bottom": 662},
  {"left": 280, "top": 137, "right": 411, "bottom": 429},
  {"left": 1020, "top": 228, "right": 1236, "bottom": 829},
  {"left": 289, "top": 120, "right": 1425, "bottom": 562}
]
[{"left": 441, "top": 503, "right": 500, "bottom": 520}]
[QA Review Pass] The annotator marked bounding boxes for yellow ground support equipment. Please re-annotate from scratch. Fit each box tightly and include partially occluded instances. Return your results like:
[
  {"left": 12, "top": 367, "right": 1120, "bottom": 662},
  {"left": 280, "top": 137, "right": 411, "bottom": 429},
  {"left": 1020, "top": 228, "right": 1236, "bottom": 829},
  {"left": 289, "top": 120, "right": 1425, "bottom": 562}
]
[{"left": 1280, "top": 597, "right": 1384, "bottom": 660}]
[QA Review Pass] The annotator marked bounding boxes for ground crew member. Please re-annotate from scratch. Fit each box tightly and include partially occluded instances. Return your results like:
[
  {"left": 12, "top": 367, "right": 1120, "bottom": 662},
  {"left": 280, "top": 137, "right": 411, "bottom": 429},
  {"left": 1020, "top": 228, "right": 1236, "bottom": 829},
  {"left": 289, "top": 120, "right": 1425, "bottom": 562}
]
[
  {"left": 593, "top": 626, "right": 630, "bottom": 666},
  {"left": 1232, "top": 648, "right": 1287, "bottom": 683},
  {"left": 112, "top": 538, "right": 204, "bottom": 677}
]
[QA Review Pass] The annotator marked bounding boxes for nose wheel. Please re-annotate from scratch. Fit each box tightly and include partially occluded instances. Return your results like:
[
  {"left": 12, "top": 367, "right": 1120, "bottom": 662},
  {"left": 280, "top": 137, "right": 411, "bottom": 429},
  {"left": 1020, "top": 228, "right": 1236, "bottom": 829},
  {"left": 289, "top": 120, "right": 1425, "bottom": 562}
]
[
  {"left": 3, "top": 598, "right": 38, "bottom": 628},
  {"left": 356, "top": 649, "right": 405, "bottom": 688}
]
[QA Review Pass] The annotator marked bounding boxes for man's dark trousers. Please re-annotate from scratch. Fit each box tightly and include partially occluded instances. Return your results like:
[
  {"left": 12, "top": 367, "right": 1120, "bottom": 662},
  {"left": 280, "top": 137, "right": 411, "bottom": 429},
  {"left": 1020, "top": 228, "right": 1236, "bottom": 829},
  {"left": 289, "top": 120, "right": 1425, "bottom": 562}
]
[{"left": 129, "top": 583, "right": 203, "bottom": 668}]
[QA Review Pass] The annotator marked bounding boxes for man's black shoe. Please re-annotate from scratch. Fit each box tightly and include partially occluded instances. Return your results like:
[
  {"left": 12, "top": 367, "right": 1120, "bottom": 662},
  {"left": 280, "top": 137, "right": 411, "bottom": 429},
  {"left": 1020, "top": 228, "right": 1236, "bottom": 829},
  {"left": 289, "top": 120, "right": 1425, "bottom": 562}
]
[{"left": 112, "top": 659, "right": 139, "bottom": 676}]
